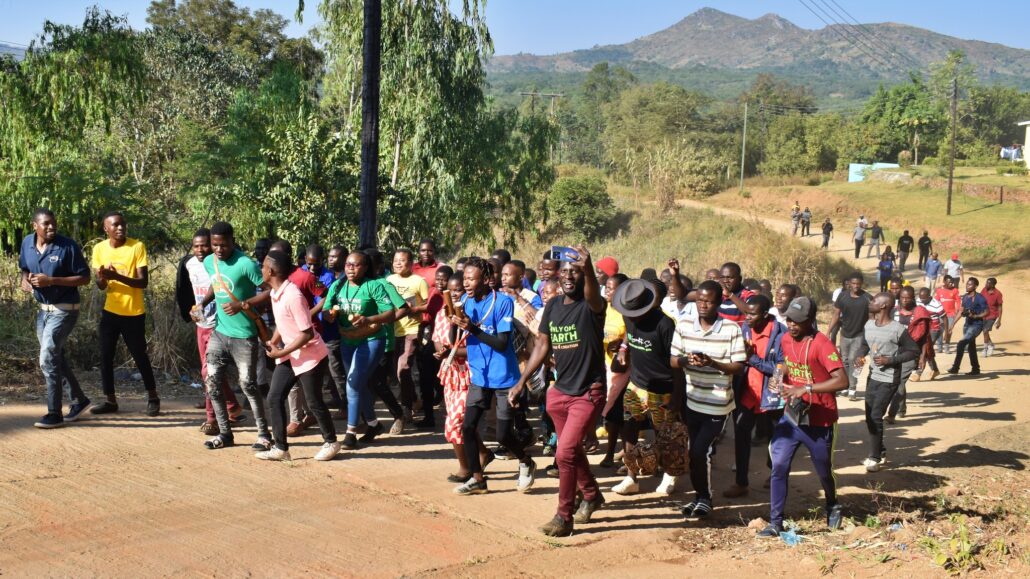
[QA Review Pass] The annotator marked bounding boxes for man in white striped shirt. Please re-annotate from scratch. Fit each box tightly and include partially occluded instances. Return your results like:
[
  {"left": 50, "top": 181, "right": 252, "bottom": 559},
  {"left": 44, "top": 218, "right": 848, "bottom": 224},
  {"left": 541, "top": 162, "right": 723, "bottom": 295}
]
[{"left": 671, "top": 280, "right": 746, "bottom": 520}]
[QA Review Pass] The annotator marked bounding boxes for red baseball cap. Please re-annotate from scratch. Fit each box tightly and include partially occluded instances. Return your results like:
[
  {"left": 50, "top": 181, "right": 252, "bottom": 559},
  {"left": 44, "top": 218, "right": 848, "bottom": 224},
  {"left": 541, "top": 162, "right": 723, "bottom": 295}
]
[{"left": 595, "top": 257, "right": 619, "bottom": 278}]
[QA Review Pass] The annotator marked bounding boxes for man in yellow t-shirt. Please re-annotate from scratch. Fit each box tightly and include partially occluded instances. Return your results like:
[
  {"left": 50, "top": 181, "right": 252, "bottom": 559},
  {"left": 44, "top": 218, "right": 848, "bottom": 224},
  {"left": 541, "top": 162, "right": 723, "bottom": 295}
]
[
  {"left": 387, "top": 249, "right": 430, "bottom": 424},
  {"left": 90, "top": 211, "right": 160, "bottom": 417}
]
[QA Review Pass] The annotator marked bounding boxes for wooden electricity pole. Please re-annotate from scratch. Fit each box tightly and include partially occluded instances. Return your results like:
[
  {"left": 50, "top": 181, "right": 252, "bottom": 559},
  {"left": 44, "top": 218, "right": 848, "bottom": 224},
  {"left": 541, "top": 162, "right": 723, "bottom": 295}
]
[
  {"left": 946, "top": 77, "right": 957, "bottom": 217},
  {"left": 739, "top": 101, "right": 748, "bottom": 193},
  {"left": 358, "top": 0, "right": 382, "bottom": 248}
]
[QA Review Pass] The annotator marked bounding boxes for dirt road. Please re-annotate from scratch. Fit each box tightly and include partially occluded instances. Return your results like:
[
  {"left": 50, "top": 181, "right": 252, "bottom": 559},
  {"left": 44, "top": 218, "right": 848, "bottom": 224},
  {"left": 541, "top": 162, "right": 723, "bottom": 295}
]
[{"left": 1, "top": 203, "right": 1027, "bottom": 577}]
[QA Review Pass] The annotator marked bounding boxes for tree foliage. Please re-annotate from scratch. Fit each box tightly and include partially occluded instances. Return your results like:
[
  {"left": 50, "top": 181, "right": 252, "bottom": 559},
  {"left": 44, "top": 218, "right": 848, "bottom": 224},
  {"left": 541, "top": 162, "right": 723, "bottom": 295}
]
[{"left": 546, "top": 176, "right": 615, "bottom": 241}]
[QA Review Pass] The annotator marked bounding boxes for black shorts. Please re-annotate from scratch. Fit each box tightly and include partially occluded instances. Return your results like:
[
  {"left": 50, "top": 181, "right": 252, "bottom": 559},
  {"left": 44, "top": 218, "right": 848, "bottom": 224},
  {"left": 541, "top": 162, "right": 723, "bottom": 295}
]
[{"left": 465, "top": 384, "right": 524, "bottom": 422}]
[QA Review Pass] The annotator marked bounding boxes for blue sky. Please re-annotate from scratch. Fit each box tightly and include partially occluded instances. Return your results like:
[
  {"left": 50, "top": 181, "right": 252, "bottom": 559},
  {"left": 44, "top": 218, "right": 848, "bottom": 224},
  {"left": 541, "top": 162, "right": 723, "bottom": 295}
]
[{"left": 0, "top": 1, "right": 1026, "bottom": 53}]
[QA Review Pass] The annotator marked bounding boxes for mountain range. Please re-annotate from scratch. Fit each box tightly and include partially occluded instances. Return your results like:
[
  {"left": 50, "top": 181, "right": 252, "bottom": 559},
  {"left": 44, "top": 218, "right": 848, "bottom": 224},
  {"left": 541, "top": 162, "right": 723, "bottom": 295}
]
[
  {"left": 0, "top": 43, "right": 26, "bottom": 59},
  {"left": 486, "top": 8, "right": 1030, "bottom": 106}
]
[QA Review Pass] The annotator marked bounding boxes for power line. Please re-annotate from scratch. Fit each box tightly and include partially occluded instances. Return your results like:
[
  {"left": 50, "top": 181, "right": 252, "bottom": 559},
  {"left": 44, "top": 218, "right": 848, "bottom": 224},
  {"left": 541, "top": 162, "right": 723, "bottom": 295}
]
[
  {"left": 798, "top": 0, "right": 894, "bottom": 70},
  {"left": 818, "top": 0, "right": 923, "bottom": 71},
  {"left": 0, "top": 38, "right": 29, "bottom": 48},
  {"left": 823, "top": 0, "right": 924, "bottom": 71}
]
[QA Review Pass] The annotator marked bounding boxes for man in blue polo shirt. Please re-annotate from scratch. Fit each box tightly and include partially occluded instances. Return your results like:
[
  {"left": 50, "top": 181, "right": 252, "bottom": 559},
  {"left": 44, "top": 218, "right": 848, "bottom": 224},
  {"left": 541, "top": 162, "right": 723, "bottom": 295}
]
[{"left": 18, "top": 208, "right": 92, "bottom": 429}]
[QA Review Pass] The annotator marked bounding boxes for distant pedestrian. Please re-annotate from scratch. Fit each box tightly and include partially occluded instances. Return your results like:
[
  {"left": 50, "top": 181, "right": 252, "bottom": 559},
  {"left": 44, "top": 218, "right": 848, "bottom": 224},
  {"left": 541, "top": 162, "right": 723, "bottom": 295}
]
[
  {"left": 821, "top": 218, "right": 833, "bottom": 249},
  {"left": 943, "top": 253, "right": 963, "bottom": 285},
  {"left": 876, "top": 250, "right": 894, "bottom": 292},
  {"left": 924, "top": 252, "right": 942, "bottom": 291},
  {"left": 828, "top": 272, "right": 871, "bottom": 400},
  {"left": 934, "top": 276, "right": 960, "bottom": 354},
  {"left": 866, "top": 220, "right": 884, "bottom": 259},
  {"left": 917, "top": 231, "right": 933, "bottom": 269},
  {"left": 896, "top": 230, "right": 914, "bottom": 273},
  {"left": 852, "top": 223, "right": 867, "bottom": 259},
  {"left": 800, "top": 207, "right": 812, "bottom": 237},
  {"left": 980, "top": 278, "right": 1003, "bottom": 358},
  {"left": 791, "top": 205, "right": 801, "bottom": 237}
]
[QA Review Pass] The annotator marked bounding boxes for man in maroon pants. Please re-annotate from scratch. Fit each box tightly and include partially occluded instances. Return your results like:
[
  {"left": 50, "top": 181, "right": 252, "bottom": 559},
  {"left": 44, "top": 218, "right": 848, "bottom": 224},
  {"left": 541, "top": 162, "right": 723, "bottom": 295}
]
[{"left": 510, "top": 245, "right": 607, "bottom": 536}]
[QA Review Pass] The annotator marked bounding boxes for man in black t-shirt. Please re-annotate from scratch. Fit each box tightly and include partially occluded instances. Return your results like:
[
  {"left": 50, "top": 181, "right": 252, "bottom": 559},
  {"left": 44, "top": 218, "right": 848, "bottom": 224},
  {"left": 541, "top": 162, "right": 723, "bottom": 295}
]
[
  {"left": 897, "top": 230, "right": 914, "bottom": 273},
  {"left": 821, "top": 218, "right": 834, "bottom": 249},
  {"left": 828, "top": 272, "right": 872, "bottom": 400},
  {"left": 917, "top": 231, "right": 933, "bottom": 270},
  {"left": 511, "top": 245, "right": 607, "bottom": 537},
  {"left": 608, "top": 278, "right": 679, "bottom": 497}
]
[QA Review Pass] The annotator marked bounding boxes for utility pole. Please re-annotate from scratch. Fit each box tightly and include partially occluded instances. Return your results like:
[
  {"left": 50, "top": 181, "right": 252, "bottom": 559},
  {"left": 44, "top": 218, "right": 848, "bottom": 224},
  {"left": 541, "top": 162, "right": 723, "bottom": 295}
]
[
  {"left": 946, "top": 77, "right": 957, "bottom": 216},
  {"left": 358, "top": 0, "right": 382, "bottom": 248},
  {"left": 520, "top": 92, "right": 564, "bottom": 163},
  {"left": 739, "top": 101, "right": 748, "bottom": 193}
]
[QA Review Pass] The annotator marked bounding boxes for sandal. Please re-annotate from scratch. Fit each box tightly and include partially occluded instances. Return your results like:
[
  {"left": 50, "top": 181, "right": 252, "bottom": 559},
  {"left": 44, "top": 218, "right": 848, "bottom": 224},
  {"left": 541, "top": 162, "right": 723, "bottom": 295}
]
[
  {"left": 447, "top": 473, "right": 471, "bottom": 483},
  {"left": 583, "top": 442, "right": 600, "bottom": 454},
  {"left": 204, "top": 434, "right": 234, "bottom": 450},
  {"left": 199, "top": 421, "right": 219, "bottom": 436}
]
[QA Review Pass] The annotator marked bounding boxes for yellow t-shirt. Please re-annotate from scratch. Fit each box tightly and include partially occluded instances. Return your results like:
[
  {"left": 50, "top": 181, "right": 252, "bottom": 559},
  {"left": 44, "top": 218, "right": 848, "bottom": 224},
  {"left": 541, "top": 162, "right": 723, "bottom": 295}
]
[
  {"left": 603, "top": 304, "right": 626, "bottom": 367},
  {"left": 386, "top": 273, "right": 429, "bottom": 337},
  {"left": 92, "top": 238, "right": 148, "bottom": 316}
]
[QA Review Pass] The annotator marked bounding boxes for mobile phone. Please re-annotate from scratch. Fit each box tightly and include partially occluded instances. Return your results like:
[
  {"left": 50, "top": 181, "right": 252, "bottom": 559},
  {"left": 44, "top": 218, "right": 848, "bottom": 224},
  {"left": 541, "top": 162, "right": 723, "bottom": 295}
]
[{"left": 549, "top": 246, "right": 579, "bottom": 262}]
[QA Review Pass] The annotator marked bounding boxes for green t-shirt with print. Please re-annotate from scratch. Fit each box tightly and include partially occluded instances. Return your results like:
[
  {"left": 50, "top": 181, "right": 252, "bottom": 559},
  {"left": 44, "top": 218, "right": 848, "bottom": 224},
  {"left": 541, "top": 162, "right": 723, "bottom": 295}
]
[
  {"left": 373, "top": 275, "right": 407, "bottom": 352},
  {"left": 203, "top": 249, "right": 264, "bottom": 339},
  {"left": 323, "top": 277, "right": 394, "bottom": 346}
]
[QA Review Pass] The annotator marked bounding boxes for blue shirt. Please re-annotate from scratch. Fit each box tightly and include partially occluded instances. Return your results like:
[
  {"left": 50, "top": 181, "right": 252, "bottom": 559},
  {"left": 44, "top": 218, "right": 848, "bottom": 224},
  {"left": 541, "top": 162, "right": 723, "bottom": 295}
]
[
  {"left": 18, "top": 233, "right": 89, "bottom": 305},
  {"left": 462, "top": 291, "right": 520, "bottom": 389},
  {"left": 304, "top": 265, "right": 341, "bottom": 341},
  {"left": 960, "top": 292, "right": 988, "bottom": 330},
  {"left": 925, "top": 259, "right": 942, "bottom": 278}
]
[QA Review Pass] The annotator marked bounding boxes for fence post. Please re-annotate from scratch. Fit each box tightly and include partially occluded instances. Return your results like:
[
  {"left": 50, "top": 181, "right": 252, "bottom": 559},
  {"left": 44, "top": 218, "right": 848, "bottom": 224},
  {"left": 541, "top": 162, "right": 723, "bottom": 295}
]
[{"left": 999, "top": 186, "right": 1003, "bottom": 205}]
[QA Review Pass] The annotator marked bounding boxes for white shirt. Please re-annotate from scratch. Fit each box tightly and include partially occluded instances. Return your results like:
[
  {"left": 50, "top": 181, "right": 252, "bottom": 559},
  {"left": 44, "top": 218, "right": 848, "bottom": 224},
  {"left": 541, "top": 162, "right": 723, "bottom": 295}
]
[
  {"left": 661, "top": 297, "right": 697, "bottom": 324},
  {"left": 943, "top": 259, "right": 963, "bottom": 279},
  {"left": 186, "top": 256, "right": 217, "bottom": 329}
]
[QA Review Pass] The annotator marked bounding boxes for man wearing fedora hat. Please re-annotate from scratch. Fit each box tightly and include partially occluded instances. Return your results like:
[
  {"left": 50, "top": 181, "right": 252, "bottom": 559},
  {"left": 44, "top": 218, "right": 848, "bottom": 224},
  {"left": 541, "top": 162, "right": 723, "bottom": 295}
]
[
  {"left": 510, "top": 245, "right": 607, "bottom": 537},
  {"left": 608, "top": 276, "right": 680, "bottom": 497},
  {"left": 759, "top": 296, "right": 848, "bottom": 538}
]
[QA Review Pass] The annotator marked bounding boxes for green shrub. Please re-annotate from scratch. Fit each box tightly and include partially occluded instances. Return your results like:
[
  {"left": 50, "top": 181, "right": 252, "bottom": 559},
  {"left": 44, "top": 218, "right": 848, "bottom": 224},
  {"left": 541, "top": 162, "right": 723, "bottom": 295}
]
[
  {"left": 996, "top": 165, "right": 1028, "bottom": 176},
  {"left": 898, "top": 150, "right": 913, "bottom": 168},
  {"left": 546, "top": 176, "right": 617, "bottom": 241}
]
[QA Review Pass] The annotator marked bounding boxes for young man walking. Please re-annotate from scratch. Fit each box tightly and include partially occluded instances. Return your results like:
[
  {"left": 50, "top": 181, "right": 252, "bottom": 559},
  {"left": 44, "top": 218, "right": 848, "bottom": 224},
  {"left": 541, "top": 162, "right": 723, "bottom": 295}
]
[
  {"left": 935, "top": 276, "right": 960, "bottom": 354},
  {"left": 828, "top": 273, "right": 871, "bottom": 400},
  {"left": 943, "top": 253, "right": 964, "bottom": 286},
  {"left": 917, "top": 231, "right": 933, "bottom": 270},
  {"left": 757, "top": 296, "right": 847, "bottom": 538},
  {"left": 90, "top": 211, "right": 160, "bottom": 416},
  {"left": 856, "top": 292, "right": 920, "bottom": 472},
  {"left": 896, "top": 230, "right": 914, "bottom": 273},
  {"left": 306, "top": 244, "right": 346, "bottom": 412},
  {"left": 19, "top": 208, "right": 92, "bottom": 429},
  {"left": 186, "top": 228, "right": 243, "bottom": 435},
  {"left": 981, "top": 278, "right": 1003, "bottom": 357},
  {"left": 671, "top": 280, "right": 746, "bottom": 518},
  {"left": 510, "top": 246, "right": 607, "bottom": 537},
  {"left": 852, "top": 222, "right": 867, "bottom": 259},
  {"left": 949, "top": 278, "right": 989, "bottom": 376},
  {"left": 866, "top": 220, "right": 884, "bottom": 259},
  {"left": 821, "top": 218, "right": 834, "bottom": 249},
  {"left": 199, "top": 221, "right": 272, "bottom": 450},
  {"left": 800, "top": 207, "right": 812, "bottom": 237},
  {"left": 924, "top": 252, "right": 942, "bottom": 291}
]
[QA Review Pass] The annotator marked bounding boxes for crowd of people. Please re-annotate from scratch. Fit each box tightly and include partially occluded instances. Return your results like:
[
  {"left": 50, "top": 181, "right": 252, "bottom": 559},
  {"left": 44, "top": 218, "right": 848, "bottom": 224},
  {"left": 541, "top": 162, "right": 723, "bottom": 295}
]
[{"left": 18, "top": 206, "right": 1003, "bottom": 538}]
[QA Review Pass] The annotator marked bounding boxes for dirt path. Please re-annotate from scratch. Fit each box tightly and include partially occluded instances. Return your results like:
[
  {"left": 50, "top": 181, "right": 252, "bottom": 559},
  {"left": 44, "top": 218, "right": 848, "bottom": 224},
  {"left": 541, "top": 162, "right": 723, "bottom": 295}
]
[{"left": 1, "top": 203, "right": 1027, "bottom": 577}]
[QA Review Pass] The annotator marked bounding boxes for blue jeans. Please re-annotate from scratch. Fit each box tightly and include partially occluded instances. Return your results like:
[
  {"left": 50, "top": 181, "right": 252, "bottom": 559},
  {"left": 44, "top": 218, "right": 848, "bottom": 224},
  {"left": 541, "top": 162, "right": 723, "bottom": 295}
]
[
  {"left": 341, "top": 338, "right": 385, "bottom": 428},
  {"left": 769, "top": 419, "right": 838, "bottom": 528},
  {"left": 36, "top": 309, "right": 87, "bottom": 417},
  {"left": 952, "top": 323, "right": 983, "bottom": 372}
]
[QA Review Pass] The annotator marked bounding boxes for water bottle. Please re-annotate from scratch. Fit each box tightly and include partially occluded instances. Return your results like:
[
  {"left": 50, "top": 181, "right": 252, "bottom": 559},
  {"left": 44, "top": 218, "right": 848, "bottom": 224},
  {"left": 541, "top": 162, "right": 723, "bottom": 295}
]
[{"left": 766, "top": 363, "right": 784, "bottom": 407}]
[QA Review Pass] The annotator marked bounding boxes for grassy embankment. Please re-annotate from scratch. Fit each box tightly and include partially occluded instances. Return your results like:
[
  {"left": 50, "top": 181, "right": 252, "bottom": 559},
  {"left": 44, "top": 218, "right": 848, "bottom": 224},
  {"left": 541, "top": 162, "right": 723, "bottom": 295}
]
[{"left": 710, "top": 178, "right": 1030, "bottom": 270}]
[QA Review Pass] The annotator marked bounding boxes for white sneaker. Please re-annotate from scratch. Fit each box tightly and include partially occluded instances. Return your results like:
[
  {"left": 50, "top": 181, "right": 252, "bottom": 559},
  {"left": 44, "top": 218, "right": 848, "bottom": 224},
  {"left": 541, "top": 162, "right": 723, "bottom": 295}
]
[
  {"left": 314, "top": 441, "right": 341, "bottom": 461},
  {"left": 612, "top": 475, "right": 640, "bottom": 495},
  {"left": 863, "top": 457, "right": 883, "bottom": 472},
  {"left": 655, "top": 473, "right": 678, "bottom": 495},
  {"left": 516, "top": 460, "right": 537, "bottom": 493},
  {"left": 255, "top": 447, "right": 291, "bottom": 461}
]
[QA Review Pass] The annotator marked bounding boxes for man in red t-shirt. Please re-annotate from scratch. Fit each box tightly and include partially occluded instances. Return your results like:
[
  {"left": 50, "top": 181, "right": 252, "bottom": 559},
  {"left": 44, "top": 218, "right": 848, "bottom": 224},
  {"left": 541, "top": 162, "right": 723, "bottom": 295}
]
[
  {"left": 981, "top": 277, "right": 1003, "bottom": 357},
  {"left": 758, "top": 296, "right": 848, "bottom": 539},
  {"left": 934, "top": 275, "right": 960, "bottom": 354}
]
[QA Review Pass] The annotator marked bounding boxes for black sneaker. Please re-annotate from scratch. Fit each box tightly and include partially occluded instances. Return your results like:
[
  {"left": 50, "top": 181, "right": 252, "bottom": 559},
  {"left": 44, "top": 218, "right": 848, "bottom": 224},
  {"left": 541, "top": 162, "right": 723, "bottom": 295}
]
[
  {"left": 65, "top": 399, "right": 92, "bottom": 422},
  {"left": 827, "top": 503, "right": 844, "bottom": 530},
  {"left": 146, "top": 398, "right": 161, "bottom": 417},
  {"left": 573, "top": 493, "right": 605, "bottom": 524},
  {"left": 494, "top": 446, "right": 513, "bottom": 460},
  {"left": 33, "top": 414, "right": 65, "bottom": 429},
  {"left": 415, "top": 418, "right": 436, "bottom": 430},
  {"left": 90, "top": 401, "right": 119, "bottom": 415},
  {"left": 342, "top": 432, "right": 359, "bottom": 449},
  {"left": 686, "top": 498, "right": 712, "bottom": 519},
  {"left": 757, "top": 523, "right": 783, "bottom": 538},
  {"left": 539, "top": 515, "right": 573, "bottom": 537},
  {"left": 967, "top": 369, "right": 981, "bottom": 376},
  {"left": 358, "top": 422, "right": 384, "bottom": 443}
]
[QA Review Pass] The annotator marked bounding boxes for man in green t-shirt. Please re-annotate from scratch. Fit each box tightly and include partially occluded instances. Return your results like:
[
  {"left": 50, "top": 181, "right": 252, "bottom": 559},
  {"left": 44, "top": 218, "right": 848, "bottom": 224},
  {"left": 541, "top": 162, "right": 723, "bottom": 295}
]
[{"left": 199, "top": 221, "right": 271, "bottom": 450}]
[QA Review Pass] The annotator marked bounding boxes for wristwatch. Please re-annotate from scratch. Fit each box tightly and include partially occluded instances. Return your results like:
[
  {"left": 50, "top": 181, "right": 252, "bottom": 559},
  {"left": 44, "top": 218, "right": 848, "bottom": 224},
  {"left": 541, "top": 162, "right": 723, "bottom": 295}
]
[{"left": 805, "top": 385, "right": 814, "bottom": 395}]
